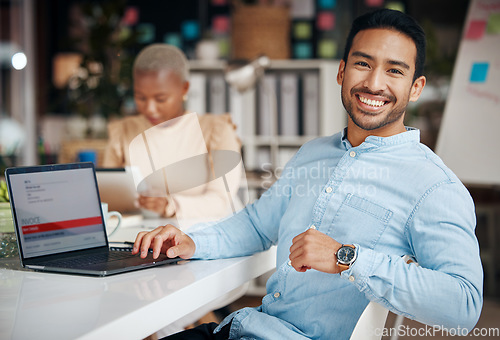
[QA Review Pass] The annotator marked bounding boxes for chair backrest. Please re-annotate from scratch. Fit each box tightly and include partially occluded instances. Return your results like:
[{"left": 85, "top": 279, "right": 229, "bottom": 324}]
[
  {"left": 349, "top": 256, "right": 418, "bottom": 340},
  {"left": 349, "top": 301, "right": 389, "bottom": 340}
]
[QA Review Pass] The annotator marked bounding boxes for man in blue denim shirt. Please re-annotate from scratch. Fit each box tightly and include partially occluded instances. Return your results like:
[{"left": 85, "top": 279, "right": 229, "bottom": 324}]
[{"left": 134, "top": 9, "right": 483, "bottom": 340}]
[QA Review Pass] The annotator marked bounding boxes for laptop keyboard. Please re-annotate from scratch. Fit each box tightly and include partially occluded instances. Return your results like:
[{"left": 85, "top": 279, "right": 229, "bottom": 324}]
[{"left": 43, "top": 251, "right": 136, "bottom": 267}]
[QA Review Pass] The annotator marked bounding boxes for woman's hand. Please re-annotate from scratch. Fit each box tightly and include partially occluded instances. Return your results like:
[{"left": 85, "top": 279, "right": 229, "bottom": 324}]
[{"left": 137, "top": 195, "right": 169, "bottom": 216}]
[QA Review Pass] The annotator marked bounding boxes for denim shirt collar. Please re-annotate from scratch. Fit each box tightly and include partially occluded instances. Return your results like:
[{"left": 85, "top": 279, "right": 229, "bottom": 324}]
[{"left": 341, "top": 127, "right": 420, "bottom": 150}]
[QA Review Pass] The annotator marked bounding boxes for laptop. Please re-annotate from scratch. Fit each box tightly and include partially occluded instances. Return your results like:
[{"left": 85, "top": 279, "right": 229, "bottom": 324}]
[
  {"left": 4, "top": 162, "right": 180, "bottom": 277},
  {"left": 95, "top": 167, "right": 140, "bottom": 213}
]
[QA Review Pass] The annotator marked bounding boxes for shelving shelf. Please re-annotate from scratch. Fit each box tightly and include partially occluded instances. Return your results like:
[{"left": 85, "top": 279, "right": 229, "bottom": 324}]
[{"left": 188, "top": 59, "right": 347, "bottom": 173}]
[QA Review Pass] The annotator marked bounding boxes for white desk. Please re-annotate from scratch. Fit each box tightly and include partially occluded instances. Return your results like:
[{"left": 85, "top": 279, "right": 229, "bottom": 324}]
[{"left": 0, "top": 218, "right": 277, "bottom": 340}]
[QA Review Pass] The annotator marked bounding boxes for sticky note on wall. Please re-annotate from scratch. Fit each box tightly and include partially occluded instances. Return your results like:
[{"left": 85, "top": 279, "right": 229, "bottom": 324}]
[
  {"left": 294, "top": 21, "right": 312, "bottom": 39},
  {"left": 318, "top": 0, "right": 336, "bottom": 9},
  {"left": 181, "top": 20, "right": 200, "bottom": 41},
  {"left": 470, "top": 62, "right": 489, "bottom": 83},
  {"left": 294, "top": 42, "right": 313, "bottom": 59},
  {"left": 213, "top": 15, "right": 230, "bottom": 34},
  {"left": 385, "top": 1, "right": 405, "bottom": 12},
  {"left": 317, "top": 11, "right": 335, "bottom": 31},
  {"left": 137, "top": 23, "right": 155, "bottom": 43},
  {"left": 164, "top": 33, "right": 182, "bottom": 48},
  {"left": 317, "top": 39, "right": 338, "bottom": 58},
  {"left": 365, "top": 0, "right": 384, "bottom": 7},
  {"left": 466, "top": 20, "right": 487, "bottom": 40},
  {"left": 487, "top": 13, "right": 500, "bottom": 35}
]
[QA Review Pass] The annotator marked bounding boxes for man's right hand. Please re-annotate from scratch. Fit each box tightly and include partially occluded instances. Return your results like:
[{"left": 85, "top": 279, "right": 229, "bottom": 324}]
[{"left": 132, "top": 225, "right": 195, "bottom": 260}]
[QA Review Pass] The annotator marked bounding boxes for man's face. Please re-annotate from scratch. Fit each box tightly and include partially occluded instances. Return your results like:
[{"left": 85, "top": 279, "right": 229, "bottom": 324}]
[
  {"left": 337, "top": 28, "right": 425, "bottom": 132},
  {"left": 133, "top": 69, "right": 189, "bottom": 126}
]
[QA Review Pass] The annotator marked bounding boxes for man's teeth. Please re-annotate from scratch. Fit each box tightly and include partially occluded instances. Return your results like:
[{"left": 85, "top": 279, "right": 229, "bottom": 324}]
[{"left": 359, "top": 96, "right": 385, "bottom": 107}]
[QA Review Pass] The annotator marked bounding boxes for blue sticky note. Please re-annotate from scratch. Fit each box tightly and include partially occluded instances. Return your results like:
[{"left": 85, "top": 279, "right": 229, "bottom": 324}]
[
  {"left": 181, "top": 20, "right": 200, "bottom": 41},
  {"left": 318, "top": 0, "right": 336, "bottom": 9},
  {"left": 294, "top": 42, "right": 313, "bottom": 59},
  {"left": 470, "top": 62, "right": 489, "bottom": 83}
]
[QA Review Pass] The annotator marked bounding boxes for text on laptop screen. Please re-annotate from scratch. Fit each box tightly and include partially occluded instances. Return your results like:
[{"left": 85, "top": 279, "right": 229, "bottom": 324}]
[{"left": 9, "top": 167, "right": 107, "bottom": 258}]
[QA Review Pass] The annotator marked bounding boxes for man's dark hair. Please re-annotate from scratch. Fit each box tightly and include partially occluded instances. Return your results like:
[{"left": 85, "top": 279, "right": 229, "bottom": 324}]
[{"left": 342, "top": 9, "right": 426, "bottom": 81}]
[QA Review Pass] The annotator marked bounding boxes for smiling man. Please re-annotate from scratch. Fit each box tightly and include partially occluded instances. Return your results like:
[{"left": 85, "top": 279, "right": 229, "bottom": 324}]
[{"left": 134, "top": 9, "right": 483, "bottom": 340}]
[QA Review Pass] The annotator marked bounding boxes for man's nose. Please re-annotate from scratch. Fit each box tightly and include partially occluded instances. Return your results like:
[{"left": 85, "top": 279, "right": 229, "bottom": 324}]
[{"left": 363, "top": 69, "right": 386, "bottom": 92}]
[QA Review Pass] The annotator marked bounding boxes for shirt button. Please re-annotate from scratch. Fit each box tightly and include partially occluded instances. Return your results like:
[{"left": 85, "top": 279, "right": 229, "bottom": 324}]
[
  {"left": 325, "top": 187, "right": 333, "bottom": 193},
  {"left": 274, "top": 292, "right": 281, "bottom": 298},
  {"left": 309, "top": 225, "right": 316, "bottom": 230},
  {"left": 287, "top": 260, "right": 292, "bottom": 266},
  {"left": 349, "top": 151, "right": 356, "bottom": 157},
  {"left": 349, "top": 275, "right": 355, "bottom": 282}
]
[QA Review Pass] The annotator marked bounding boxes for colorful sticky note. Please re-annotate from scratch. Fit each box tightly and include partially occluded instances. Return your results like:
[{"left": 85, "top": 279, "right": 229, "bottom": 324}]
[
  {"left": 212, "top": 15, "right": 230, "bottom": 34},
  {"left": 318, "top": 0, "right": 336, "bottom": 9},
  {"left": 211, "top": 0, "right": 227, "bottom": 5},
  {"left": 317, "top": 39, "right": 338, "bottom": 58},
  {"left": 293, "top": 42, "right": 313, "bottom": 59},
  {"left": 385, "top": 1, "right": 405, "bottom": 12},
  {"left": 466, "top": 20, "right": 487, "bottom": 40},
  {"left": 294, "top": 21, "right": 312, "bottom": 40},
  {"left": 122, "top": 6, "right": 139, "bottom": 26},
  {"left": 365, "top": 0, "right": 384, "bottom": 7},
  {"left": 317, "top": 11, "right": 335, "bottom": 31},
  {"left": 487, "top": 13, "right": 500, "bottom": 35},
  {"left": 470, "top": 62, "right": 489, "bottom": 83},
  {"left": 137, "top": 23, "right": 155, "bottom": 43},
  {"left": 181, "top": 20, "right": 200, "bottom": 41},
  {"left": 118, "top": 26, "right": 132, "bottom": 40},
  {"left": 164, "top": 33, "right": 182, "bottom": 49},
  {"left": 218, "top": 38, "right": 230, "bottom": 58}
]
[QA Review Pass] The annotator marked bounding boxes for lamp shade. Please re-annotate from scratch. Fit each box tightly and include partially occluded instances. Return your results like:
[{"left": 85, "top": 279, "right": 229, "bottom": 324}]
[{"left": 224, "top": 55, "right": 271, "bottom": 92}]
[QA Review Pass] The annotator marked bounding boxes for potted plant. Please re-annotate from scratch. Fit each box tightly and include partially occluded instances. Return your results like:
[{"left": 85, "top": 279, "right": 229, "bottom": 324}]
[{"left": 0, "top": 179, "right": 17, "bottom": 258}]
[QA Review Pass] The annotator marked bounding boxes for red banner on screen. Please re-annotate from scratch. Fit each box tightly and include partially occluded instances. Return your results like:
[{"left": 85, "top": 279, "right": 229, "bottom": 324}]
[{"left": 22, "top": 216, "right": 103, "bottom": 234}]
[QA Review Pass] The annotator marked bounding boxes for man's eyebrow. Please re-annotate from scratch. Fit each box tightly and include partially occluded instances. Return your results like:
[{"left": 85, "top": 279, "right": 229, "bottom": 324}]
[
  {"left": 387, "top": 59, "right": 410, "bottom": 70},
  {"left": 351, "top": 51, "right": 411, "bottom": 70},
  {"left": 351, "top": 51, "right": 373, "bottom": 60}
]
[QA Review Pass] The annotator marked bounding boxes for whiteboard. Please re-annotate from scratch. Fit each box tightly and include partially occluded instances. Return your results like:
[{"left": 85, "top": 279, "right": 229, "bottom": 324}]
[{"left": 435, "top": 0, "right": 500, "bottom": 186}]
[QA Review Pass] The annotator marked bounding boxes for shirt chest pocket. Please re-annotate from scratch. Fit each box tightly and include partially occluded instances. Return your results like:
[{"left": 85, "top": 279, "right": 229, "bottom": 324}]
[{"left": 327, "top": 193, "right": 393, "bottom": 249}]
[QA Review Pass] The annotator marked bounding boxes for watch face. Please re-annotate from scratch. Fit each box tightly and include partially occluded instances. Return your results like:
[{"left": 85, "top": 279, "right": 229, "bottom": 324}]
[{"left": 337, "top": 246, "right": 356, "bottom": 265}]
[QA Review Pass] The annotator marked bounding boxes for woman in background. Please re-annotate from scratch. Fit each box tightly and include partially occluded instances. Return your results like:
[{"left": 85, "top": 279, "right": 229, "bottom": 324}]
[{"left": 104, "top": 44, "right": 242, "bottom": 221}]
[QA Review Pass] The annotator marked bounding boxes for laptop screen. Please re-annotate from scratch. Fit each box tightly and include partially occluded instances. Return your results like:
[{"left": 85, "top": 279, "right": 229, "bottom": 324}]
[{"left": 6, "top": 163, "right": 107, "bottom": 259}]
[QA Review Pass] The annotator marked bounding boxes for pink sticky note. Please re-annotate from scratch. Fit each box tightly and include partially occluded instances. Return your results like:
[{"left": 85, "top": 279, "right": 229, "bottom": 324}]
[
  {"left": 317, "top": 12, "right": 335, "bottom": 31},
  {"left": 122, "top": 7, "right": 139, "bottom": 26},
  {"left": 212, "top": 15, "right": 230, "bottom": 34},
  {"left": 465, "top": 20, "right": 487, "bottom": 40},
  {"left": 365, "top": 0, "right": 384, "bottom": 7},
  {"left": 211, "top": 0, "right": 228, "bottom": 5}
]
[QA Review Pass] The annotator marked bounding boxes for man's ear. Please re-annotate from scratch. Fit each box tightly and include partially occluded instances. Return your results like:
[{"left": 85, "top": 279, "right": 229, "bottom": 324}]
[
  {"left": 409, "top": 76, "right": 426, "bottom": 102},
  {"left": 337, "top": 60, "right": 346, "bottom": 86}
]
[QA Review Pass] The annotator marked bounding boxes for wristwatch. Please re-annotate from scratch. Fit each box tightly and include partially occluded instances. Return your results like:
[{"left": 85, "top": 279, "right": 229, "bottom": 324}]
[{"left": 335, "top": 244, "right": 357, "bottom": 272}]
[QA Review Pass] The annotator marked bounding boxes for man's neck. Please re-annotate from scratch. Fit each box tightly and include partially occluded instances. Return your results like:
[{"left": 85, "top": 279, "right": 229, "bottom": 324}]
[{"left": 346, "top": 121, "right": 407, "bottom": 147}]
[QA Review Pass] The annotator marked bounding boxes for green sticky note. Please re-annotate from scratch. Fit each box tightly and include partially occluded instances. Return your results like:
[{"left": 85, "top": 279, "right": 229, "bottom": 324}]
[
  {"left": 218, "top": 38, "right": 230, "bottom": 58},
  {"left": 385, "top": 2, "right": 405, "bottom": 13},
  {"left": 487, "top": 13, "right": 500, "bottom": 35},
  {"left": 294, "top": 22, "right": 312, "bottom": 40},
  {"left": 317, "top": 39, "right": 338, "bottom": 58}
]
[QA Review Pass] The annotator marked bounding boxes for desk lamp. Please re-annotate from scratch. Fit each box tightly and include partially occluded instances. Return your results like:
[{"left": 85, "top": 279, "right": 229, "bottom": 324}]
[{"left": 224, "top": 55, "right": 271, "bottom": 92}]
